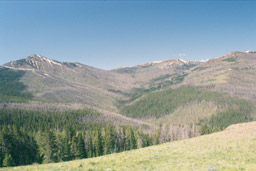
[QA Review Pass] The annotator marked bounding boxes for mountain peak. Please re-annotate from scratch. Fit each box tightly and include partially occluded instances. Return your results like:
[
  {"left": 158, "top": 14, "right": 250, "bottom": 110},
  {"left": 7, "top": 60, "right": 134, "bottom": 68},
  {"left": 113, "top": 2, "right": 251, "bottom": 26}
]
[
  {"left": 29, "top": 54, "right": 49, "bottom": 61},
  {"left": 172, "top": 58, "right": 189, "bottom": 64},
  {"left": 27, "top": 54, "right": 62, "bottom": 66},
  {"left": 143, "top": 58, "right": 189, "bottom": 66},
  {"left": 4, "top": 54, "right": 62, "bottom": 70},
  {"left": 31, "top": 54, "right": 43, "bottom": 58}
]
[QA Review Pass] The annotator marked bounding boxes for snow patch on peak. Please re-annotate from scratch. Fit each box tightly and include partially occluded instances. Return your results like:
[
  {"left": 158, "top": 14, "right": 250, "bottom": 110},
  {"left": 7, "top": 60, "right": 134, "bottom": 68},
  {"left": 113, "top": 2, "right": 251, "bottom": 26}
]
[
  {"left": 141, "top": 60, "right": 163, "bottom": 66},
  {"left": 152, "top": 60, "right": 163, "bottom": 64},
  {"left": 34, "top": 54, "right": 41, "bottom": 57},
  {"left": 200, "top": 59, "right": 209, "bottom": 62},
  {"left": 44, "top": 57, "right": 62, "bottom": 66},
  {"left": 30, "top": 54, "right": 62, "bottom": 66},
  {"left": 75, "top": 63, "right": 82, "bottom": 67},
  {"left": 178, "top": 58, "right": 188, "bottom": 64},
  {"left": 245, "top": 50, "right": 256, "bottom": 54},
  {"left": 31, "top": 54, "right": 43, "bottom": 59}
]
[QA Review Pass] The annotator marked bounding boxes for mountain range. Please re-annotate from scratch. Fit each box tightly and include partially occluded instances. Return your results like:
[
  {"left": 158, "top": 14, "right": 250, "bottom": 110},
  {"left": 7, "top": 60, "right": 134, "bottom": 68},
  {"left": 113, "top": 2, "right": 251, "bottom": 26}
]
[
  {"left": 3, "top": 51, "right": 256, "bottom": 104},
  {"left": 2, "top": 54, "right": 197, "bottom": 110},
  {"left": 1, "top": 51, "right": 256, "bottom": 137}
]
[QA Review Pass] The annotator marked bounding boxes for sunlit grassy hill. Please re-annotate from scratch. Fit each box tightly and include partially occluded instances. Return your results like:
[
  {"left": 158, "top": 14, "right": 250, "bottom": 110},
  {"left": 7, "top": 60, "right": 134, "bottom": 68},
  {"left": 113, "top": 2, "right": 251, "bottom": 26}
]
[{"left": 6, "top": 121, "right": 256, "bottom": 171}]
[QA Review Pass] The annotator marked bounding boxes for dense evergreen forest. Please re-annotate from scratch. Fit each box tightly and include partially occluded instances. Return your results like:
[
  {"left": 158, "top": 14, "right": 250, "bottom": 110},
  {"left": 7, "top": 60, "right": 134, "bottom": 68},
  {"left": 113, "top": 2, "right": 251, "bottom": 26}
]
[
  {"left": 121, "top": 86, "right": 254, "bottom": 119},
  {"left": 0, "top": 108, "right": 154, "bottom": 167}
]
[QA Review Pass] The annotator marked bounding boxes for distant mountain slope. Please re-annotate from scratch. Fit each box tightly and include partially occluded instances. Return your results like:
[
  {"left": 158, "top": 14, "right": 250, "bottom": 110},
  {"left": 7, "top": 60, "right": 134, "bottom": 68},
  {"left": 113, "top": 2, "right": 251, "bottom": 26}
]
[
  {"left": 8, "top": 121, "right": 256, "bottom": 171},
  {"left": 1, "top": 51, "right": 256, "bottom": 136},
  {"left": 112, "top": 58, "right": 198, "bottom": 88},
  {"left": 182, "top": 51, "right": 256, "bottom": 100},
  {"left": 3, "top": 54, "right": 134, "bottom": 111},
  {"left": 120, "top": 86, "right": 255, "bottom": 119},
  {"left": 0, "top": 68, "right": 33, "bottom": 102},
  {"left": 4, "top": 52, "right": 256, "bottom": 107},
  {"left": 1, "top": 54, "right": 198, "bottom": 111}
]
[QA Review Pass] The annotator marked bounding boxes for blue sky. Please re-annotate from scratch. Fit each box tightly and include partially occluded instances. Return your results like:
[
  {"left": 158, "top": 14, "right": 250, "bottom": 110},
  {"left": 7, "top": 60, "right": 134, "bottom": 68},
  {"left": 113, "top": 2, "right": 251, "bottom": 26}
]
[{"left": 0, "top": 1, "right": 256, "bottom": 70}]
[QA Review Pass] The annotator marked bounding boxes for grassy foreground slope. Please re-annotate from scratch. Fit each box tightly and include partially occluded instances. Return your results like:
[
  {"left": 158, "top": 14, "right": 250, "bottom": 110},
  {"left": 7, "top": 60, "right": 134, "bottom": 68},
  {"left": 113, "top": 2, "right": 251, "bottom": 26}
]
[{"left": 6, "top": 121, "right": 256, "bottom": 171}]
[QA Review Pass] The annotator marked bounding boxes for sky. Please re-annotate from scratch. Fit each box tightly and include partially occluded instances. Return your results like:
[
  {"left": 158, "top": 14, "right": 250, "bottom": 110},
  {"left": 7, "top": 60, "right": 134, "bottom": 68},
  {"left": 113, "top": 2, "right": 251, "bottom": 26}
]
[{"left": 0, "top": 1, "right": 256, "bottom": 70}]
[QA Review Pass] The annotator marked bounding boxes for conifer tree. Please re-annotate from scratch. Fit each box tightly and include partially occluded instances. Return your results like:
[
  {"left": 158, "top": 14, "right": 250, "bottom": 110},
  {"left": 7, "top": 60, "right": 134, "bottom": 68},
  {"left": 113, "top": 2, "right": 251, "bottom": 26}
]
[
  {"left": 0, "top": 134, "right": 3, "bottom": 167},
  {"left": 88, "top": 134, "right": 94, "bottom": 158},
  {"left": 11, "top": 125, "right": 21, "bottom": 165},
  {"left": 71, "top": 136, "right": 78, "bottom": 159},
  {"left": 104, "top": 126, "right": 115, "bottom": 155},
  {"left": 76, "top": 133, "right": 87, "bottom": 159},
  {"left": 63, "top": 137, "right": 71, "bottom": 161},
  {"left": 153, "top": 124, "right": 162, "bottom": 145},
  {"left": 129, "top": 128, "right": 137, "bottom": 150},
  {"left": 27, "top": 134, "right": 41, "bottom": 164},
  {"left": 142, "top": 134, "right": 150, "bottom": 147},
  {"left": 122, "top": 127, "right": 127, "bottom": 151},
  {"left": 2, "top": 153, "right": 15, "bottom": 167},
  {"left": 1, "top": 126, "right": 12, "bottom": 154},
  {"left": 95, "top": 128, "right": 103, "bottom": 156},
  {"left": 41, "top": 130, "right": 58, "bottom": 163},
  {"left": 1, "top": 126, "right": 17, "bottom": 165},
  {"left": 65, "top": 126, "right": 75, "bottom": 142}
]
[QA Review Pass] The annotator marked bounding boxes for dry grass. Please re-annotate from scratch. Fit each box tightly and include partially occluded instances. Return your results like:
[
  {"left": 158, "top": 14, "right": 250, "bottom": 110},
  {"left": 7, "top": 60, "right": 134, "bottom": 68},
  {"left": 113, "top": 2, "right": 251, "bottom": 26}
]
[{"left": 5, "top": 121, "right": 256, "bottom": 171}]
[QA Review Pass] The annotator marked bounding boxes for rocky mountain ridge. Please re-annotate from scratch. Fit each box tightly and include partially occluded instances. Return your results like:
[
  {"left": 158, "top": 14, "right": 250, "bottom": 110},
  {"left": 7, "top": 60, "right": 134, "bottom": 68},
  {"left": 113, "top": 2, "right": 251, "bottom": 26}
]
[{"left": 1, "top": 51, "right": 256, "bottom": 111}]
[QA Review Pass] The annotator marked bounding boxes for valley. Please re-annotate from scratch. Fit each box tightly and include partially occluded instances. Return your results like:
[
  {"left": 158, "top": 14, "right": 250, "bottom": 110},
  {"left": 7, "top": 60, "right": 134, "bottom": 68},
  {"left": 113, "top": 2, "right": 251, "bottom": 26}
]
[{"left": 1, "top": 51, "right": 256, "bottom": 168}]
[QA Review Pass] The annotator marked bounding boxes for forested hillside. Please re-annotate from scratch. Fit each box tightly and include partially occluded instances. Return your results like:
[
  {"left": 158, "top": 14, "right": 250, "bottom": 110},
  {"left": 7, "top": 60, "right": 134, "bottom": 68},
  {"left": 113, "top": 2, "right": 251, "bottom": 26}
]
[
  {"left": 0, "top": 108, "right": 156, "bottom": 167},
  {"left": 121, "top": 86, "right": 254, "bottom": 127},
  {"left": 7, "top": 121, "right": 256, "bottom": 171}
]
